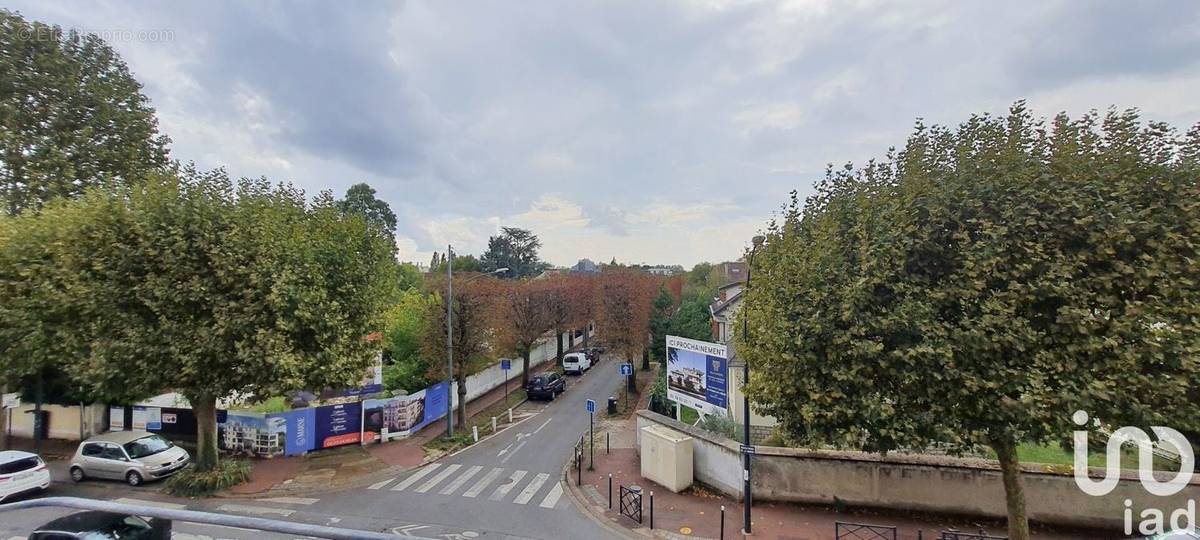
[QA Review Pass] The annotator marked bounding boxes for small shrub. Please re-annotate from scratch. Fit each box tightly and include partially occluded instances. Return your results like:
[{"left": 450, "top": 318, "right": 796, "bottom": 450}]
[
  {"left": 696, "top": 412, "right": 742, "bottom": 442},
  {"left": 163, "top": 459, "right": 251, "bottom": 497}
]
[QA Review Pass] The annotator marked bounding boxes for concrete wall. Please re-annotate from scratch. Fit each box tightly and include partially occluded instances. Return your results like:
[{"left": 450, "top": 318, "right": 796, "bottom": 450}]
[
  {"left": 453, "top": 327, "right": 592, "bottom": 407},
  {"left": 635, "top": 410, "right": 1200, "bottom": 529},
  {"left": 6, "top": 403, "right": 108, "bottom": 440}
]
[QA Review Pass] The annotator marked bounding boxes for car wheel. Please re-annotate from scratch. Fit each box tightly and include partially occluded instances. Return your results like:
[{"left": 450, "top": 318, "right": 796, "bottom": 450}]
[
  {"left": 70, "top": 466, "right": 85, "bottom": 483},
  {"left": 126, "top": 471, "right": 143, "bottom": 487}
]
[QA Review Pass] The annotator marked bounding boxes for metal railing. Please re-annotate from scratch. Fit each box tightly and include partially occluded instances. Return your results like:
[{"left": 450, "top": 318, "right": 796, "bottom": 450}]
[
  {"left": 619, "top": 485, "right": 643, "bottom": 524},
  {"left": 835, "top": 521, "right": 898, "bottom": 540},
  {"left": 0, "top": 496, "right": 432, "bottom": 540},
  {"left": 940, "top": 530, "right": 1007, "bottom": 540}
]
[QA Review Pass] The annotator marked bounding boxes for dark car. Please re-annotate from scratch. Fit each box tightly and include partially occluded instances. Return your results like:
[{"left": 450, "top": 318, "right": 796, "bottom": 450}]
[
  {"left": 584, "top": 347, "right": 604, "bottom": 363},
  {"left": 526, "top": 372, "right": 565, "bottom": 400},
  {"left": 30, "top": 511, "right": 171, "bottom": 540}
]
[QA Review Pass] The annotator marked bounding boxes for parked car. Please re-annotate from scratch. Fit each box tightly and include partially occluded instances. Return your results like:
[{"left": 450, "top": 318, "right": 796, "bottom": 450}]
[
  {"left": 584, "top": 347, "right": 604, "bottom": 363},
  {"left": 526, "top": 372, "right": 566, "bottom": 400},
  {"left": 562, "top": 352, "right": 592, "bottom": 375},
  {"left": 0, "top": 450, "right": 50, "bottom": 502},
  {"left": 70, "top": 431, "right": 190, "bottom": 486},
  {"left": 30, "top": 511, "right": 171, "bottom": 540}
]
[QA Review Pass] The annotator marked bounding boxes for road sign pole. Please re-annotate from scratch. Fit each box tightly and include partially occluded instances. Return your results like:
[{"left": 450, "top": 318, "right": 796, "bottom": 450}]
[{"left": 589, "top": 410, "right": 594, "bottom": 469}]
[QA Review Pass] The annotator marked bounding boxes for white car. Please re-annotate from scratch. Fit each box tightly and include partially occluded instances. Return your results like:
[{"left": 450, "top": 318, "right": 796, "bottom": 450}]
[
  {"left": 0, "top": 450, "right": 51, "bottom": 502},
  {"left": 562, "top": 352, "right": 592, "bottom": 375}
]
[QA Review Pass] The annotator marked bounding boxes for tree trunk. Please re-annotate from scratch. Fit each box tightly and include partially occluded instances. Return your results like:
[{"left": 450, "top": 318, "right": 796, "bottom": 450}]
[
  {"left": 456, "top": 370, "right": 468, "bottom": 430},
  {"left": 627, "top": 355, "right": 637, "bottom": 393},
  {"left": 0, "top": 383, "right": 7, "bottom": 450},
  {"left": 990, "top": 436, "right": 1031, "bottom": 540},
  {"left": 521, "top": 348, "right": 532, "bottom": 387},
  {"left": 641, "top": 345, "right": 650, "bottom": 370},
  {"left": 582, "top": 327, "right": 589, "bottom": 348},
  {"left": 556, "top": 332, "right": 564, "bottom": 367},
  {"left": 192, "top": 394, "right": 219, "bottom": 472}
]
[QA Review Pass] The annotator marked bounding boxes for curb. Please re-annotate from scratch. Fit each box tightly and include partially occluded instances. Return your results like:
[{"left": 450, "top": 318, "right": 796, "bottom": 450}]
[{"left": 560, "top": 459, "right": 647, "bottom": 540}]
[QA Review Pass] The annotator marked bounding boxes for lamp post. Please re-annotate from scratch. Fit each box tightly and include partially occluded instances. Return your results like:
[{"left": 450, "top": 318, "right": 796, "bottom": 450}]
[
  {"left": 741, "top": 234, "right": 765, "bottom": 535},
  {"left": 445, "top": 244, "right": 507, "bottom": 438}
]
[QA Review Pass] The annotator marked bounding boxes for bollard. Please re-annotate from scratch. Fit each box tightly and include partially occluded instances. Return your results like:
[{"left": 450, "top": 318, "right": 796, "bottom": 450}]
[
  {"left": 720, "top": 505, "right": 725, "bottom": 540},
  {"left": 606, "top": 432, "right": 610, "bottom": 454},
  {"left": 608, "top": 474, "right": 613, "bottom": 509},
  {"left": 649, "top": 491, "right": 654, "bottom": 529},
  {"left": 917, "top": 531, "right": 923, "bottom": 540},
  {"left": 508, "top": 408, "right": 512, "bottom": 423},
  {"left": 492, "top": 416, "right": 497, "bottom": 433},
  {"left": 577, "top": 448, "right": 582, "bottom": 486},
  {"left": 472, "top": 425, "right": 478, "bottom": 442}
]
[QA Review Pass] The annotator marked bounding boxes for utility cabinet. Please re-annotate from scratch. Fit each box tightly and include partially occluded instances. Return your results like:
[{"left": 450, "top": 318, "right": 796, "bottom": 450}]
[{"left": 639, "top": 424, "right": 693, "bottom": 492}]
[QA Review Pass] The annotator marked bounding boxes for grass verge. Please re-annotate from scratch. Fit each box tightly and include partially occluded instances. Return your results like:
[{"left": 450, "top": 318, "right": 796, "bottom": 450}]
[
  {"left": 425, "top": 388, "right": 529, "bottom": 455},
  {"left": 163, "top": 459, "right": 251, "bottom": 497}
]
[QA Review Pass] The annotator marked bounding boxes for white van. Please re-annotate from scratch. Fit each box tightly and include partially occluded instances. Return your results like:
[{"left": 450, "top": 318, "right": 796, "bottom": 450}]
[{"left": 562, "top": 352, "right": 592, "bottom": 375}]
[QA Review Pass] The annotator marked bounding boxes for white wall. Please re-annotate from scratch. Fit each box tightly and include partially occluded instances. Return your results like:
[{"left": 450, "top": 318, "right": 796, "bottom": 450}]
[
  {"left": 6, "top": 403, "right": 108, "bottom": 440},
  {"left": 451, "top": 327, "right": 593, "bottom": 408}
]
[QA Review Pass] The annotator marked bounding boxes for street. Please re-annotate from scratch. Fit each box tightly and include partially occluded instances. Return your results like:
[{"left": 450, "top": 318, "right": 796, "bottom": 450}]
[{"left": 0, "top": 357, "right": 627, "bottom": 540}]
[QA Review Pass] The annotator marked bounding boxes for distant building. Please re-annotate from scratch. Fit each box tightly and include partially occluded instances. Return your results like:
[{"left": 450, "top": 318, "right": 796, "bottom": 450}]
[
  {"left": 646, "top": 265, "right": 682, "bottom": 276},
  {"left": 709, "top": 281, "right": 744, "bottom": 343},
  {"left": 571, "top": 258, "right": 599, "bottom": 274},
  {"left": 715, "top": 261, "right": 747, "bottom": 285}
]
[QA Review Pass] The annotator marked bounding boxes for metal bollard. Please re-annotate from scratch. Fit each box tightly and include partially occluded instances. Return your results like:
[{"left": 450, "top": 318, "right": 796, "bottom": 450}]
[
  {"left": 492, "top": 416, "right": 497, "bottom": 432},
  {"left": 508, "top": 408, "right": 512, "bottom": 423},
  {"left": 608, "top": 474, "right": 613, "bottom": 509},
  {"left": 472, "top": 425, "right": 478, "bottom": 442},
  {"left": 606, "top": 432, "right": 610, "bottom": 454},
  {"left": 917, "top": 531, "right": 923, "bottom": 540},
  {"left": 720, "top": 505, "right": 725, "bottom": 540},
  {"left": 577, "top": 448, "right": 582, "bottom": 486},
  {"left": 649, "top": 491, "right": 654, "bottom": 529}
]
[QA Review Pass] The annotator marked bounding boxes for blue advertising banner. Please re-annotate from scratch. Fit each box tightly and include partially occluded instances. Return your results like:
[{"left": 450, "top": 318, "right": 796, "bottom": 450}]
[
  {"left": 314, "top": 402, "right": 362, "bottom": 449},
  {"left": 218, "top": 413, "right": 287, "bottom": 457},
  {"left": 270, "top": 408, "right": 316, "bottom": 456},
  {"left": 665, "top": 335, "right": 729, "bottom": 417},
  {"left": 416, "top": 381, "right": 449, "bottom": 433}
]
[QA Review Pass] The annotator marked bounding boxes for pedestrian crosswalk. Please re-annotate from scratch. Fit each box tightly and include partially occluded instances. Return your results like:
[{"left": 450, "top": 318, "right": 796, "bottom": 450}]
[{"left": 368, "top": 463, "right": 566, "bottom": 509}]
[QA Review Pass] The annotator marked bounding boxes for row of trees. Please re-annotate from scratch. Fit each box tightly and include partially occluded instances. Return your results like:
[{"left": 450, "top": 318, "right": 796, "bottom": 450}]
[{"left": 738, "top": 103, "right": 1200, "bottom": 540}]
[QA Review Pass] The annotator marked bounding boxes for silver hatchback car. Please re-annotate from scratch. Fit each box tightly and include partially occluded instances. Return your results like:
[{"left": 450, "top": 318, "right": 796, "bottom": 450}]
[{"left": 69, "top": 431, "right": 190, "bottom": 486}]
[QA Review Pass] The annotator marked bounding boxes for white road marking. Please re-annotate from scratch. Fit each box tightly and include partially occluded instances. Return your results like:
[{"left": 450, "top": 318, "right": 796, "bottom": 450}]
[
  {"left": 487, "top": 469, "right": 527, "bottom": 501},
  {"left": 391, "top": 524, "right": 429, "bottom": 536},
  {"left": 532, "top": 417, "right": 553, "bottom": 434},
  {"left": 500, "top": 439, "right": 527, "bottom": 464},
  {"left": 463, "top": 467, "right": 504, "bottom": 498},
  {"left": 391, "top": 463, "right": 440, "bottom": 491},
  {"left": 439, "top": 464, "right": 482, "bottom": 495},
  {"left": 415, "top": 463, "right": 461, "bottom": 493},
  {"left": 216, "top": 503, "right": 295, "bottom": 517},
  {"left": 260, "top": 496, "right": 319, "bottom": 505},
  {"left": 539, "top": 482, "right": 564, "bottom": 508},
  {"left": 497, "top": 432, "right": 528, "bottom": 457},
  {"left": 367, "top": 476, "right": 396, "bottom": 490},
  {"left": 113, "top": 497, "right": 187, "bottom": 510},
  {"left": 513, "top": 472, "right": 550, "bottom": 505}
]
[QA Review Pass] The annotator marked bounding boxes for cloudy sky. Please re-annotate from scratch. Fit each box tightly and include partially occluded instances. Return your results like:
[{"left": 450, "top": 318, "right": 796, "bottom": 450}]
[{"left": 10, "top": 1, "right": 1200, "bottom": 267}]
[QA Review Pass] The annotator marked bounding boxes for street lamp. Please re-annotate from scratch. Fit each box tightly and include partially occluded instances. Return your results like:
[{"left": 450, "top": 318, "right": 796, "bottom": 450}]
[
  {"left": 741, "top": 234, "right": 765, "bottom": 535},
  {"left": 445, "top": 244, "right": 507, "bottom": 438}
]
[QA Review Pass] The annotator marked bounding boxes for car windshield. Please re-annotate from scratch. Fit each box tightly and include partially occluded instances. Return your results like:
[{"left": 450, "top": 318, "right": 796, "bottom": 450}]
[
  {"left": 122, "top": 435, "right": 172, "bottom": 459},
  {"left": 531, "top": 376, "right": 547, "bottom": 385},
  {"left": 0, "top": 456, "right": 39, "bottom": 475}
]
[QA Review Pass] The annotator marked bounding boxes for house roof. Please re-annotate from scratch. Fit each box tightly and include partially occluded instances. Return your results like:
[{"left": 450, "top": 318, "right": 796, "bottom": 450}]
[
  {"left": 710, "top": 289, "right": 743, "bottom": 317},
  {"left": 717, "top": 281, "right": 744, "bottom": 291}
]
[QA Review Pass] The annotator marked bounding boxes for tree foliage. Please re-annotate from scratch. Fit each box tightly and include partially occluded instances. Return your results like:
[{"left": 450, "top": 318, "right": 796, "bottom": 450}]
[
  {"left": 336, "top": 183, "right": 397, "bottom": 239},
  {"left": 382, "top": 288, "right": 432, "bottom": 393},
  {"left": 740, "top": 103, "right": 1200, "bottom": 539},
  {"left": 421, "top": 275, "right": 499, "bottom": 427},
  {"left": 593, "top": 271, "right": 658, "bottom": 375},
  {"left": 480, "top": 226, "right": 548, "bottom": 279},
  {"left": 0, "top": 10, "right": 170, "bottom": 215},
  {"left": 0, "top": 168, "right": 396, "bottom": 470},
  {"left": 494, "top": 279, "right": 555, "bottom": 386}
]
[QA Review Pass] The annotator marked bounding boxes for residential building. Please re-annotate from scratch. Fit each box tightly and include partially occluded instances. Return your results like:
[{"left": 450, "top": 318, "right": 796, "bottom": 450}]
[
  {"left": 708, "top": 280, "right": 778, "bottom": 443},
  {"left": 715, "top": 261, "right": 747, "bottom": 285},
  {"left": 570, "top": 258, "right": 599, "bottom": 274}
]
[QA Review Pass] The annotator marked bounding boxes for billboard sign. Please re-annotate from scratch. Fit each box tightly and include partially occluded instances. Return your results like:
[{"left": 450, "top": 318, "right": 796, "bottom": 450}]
[
  {"left": 362, "top": 380, "right": 450, "bottom": 444},
  {"left": 315, "top": 402, "right": 362, "bottom": 448},
  {"left": 665, "top": 335, "right": 728, "bottom": 417}
]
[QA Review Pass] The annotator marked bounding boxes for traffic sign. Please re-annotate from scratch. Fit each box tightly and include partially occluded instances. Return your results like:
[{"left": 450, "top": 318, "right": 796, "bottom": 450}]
[
  {"left": 501, "top": 359, "right": 511, "bottom": 370},
  {"left": 586, "top": 399, "right": 596, "bottom": 413},
  {"left": 620, "top": 363, "right": 633, "bottom": 376},
  {"left": 740, "top": 444, "right": 756, "bottom": 455}
]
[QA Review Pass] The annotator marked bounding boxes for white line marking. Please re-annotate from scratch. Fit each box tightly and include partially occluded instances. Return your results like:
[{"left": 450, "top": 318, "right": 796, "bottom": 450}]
[
  {"left": 216, "top": 503, "right": 295, "bottom": 517},
  {"left": 501, "top": 439, "right": 528, "bottom": 464},
  {"left": 113, "top": 498, "right": 186, "bottom": 510},
  {"left": 367, "top": 476, "right": 396, "bottom": 490},
  {"left": 415, "top": 463, "right": 461, "bottom": 493},
  {"left": 513, "top": 472, "right": 550, "bottom": 505},
  {"left": 539, "top": 482, "right": 564, "bottom": 508},
  {"left": 260, "top": 496, "right": 319, "bottom": 505},
  {"left": 463, "top": 467, "right": 504, "bottom": 498},
  {"left": 488, "top": 469, "right": 527, "bottom": 501},
  {"left": 391, "top": 463, "right": 441, "bottom": 491},
  {"left": 533, "top": 417, "right": 553, "bottom": 434},
  {"left": 439, "top": 464, "right": 482, "bottom": 495}
]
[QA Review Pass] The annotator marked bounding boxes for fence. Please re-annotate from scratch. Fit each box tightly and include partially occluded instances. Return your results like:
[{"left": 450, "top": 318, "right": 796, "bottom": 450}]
[{"left": 834, "top": 522, "right": 1007, "bottom": 540}]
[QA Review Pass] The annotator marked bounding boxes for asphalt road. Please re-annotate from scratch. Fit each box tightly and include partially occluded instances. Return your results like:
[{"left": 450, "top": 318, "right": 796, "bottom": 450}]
[{"left": 0, "top": 355, "right": 627, "bottom": 540}]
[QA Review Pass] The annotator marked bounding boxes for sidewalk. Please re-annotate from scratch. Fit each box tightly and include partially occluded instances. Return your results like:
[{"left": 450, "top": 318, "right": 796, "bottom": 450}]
[{"left": 567, "top": 417, "right": 1105, "bottom": 540}]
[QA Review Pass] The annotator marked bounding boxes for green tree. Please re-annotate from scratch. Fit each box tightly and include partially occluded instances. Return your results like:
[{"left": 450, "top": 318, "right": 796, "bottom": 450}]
[
  {"left": 381, "top": 288, "right": 432, "bottom": 393},
  {"left": 336, "top": 183, "right": 397, "bottom": 239},
  {"left": 740, "top": 104, "right": 1200, "bottom": 540},
  {"left": 649, "top": 286, "right": 674, "bottom": 363},
  {"left": 0, "top": 168, "right": 396, "bottom": 471},
  {"left": 396, "top": 262, "right": 423, "bottom": 291},
  {"left": 0, "top": 10, "right": 170, "bottom": 215},
  {"left": 432, "top": 253, "right": 482, "bottom": 274},
  {"left": 480, "top": 226, "right": 548, "bottom": 278}
]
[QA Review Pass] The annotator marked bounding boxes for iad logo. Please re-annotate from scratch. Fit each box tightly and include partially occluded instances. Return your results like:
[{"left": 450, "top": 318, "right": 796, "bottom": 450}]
[
  {"left": 1072, "top": 410, "right": 1194, "bottom": 496},
  {"left": 1072, "top": 410, "right": 1197, "bottom": 536}
]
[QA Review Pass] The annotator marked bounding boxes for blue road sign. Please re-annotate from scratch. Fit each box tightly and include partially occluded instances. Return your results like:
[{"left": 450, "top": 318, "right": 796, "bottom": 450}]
[
  {"left": 586, "top": 399, "right": 596, "bottom": 413},
  {"left": 501, "top": 359, "right": 511, "bottom": 370},
  {"left": 620, "top": 363, "right": 633, "bottom": 376}
]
